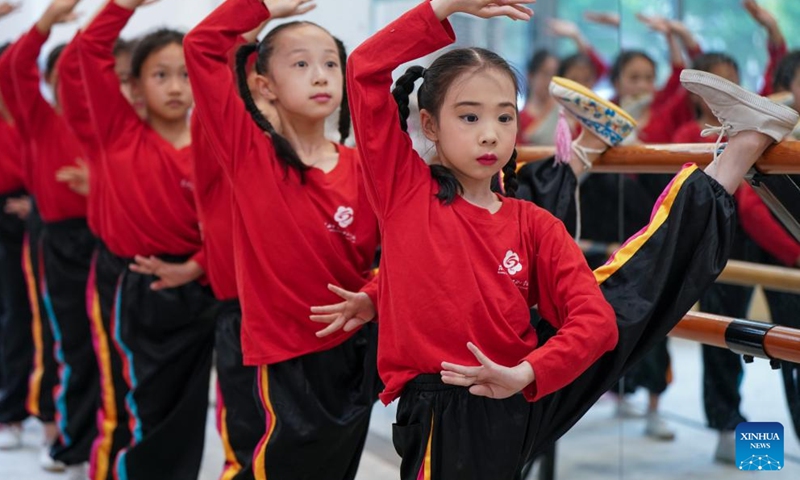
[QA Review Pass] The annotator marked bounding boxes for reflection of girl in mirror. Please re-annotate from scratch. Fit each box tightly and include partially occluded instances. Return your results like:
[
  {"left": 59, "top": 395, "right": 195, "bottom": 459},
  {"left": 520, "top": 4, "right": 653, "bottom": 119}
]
[
  {"left": 518, "top": 50, "right": 560, "bottom": 145},
  {"left": 548, "top": 17, "right": 609, "bottom": 88}
]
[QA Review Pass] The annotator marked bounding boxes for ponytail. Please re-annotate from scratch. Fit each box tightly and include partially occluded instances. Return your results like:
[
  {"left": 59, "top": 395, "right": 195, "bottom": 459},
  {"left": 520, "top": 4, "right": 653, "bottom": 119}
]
[
  {"left": 502, "top": 149, "right": 518, "bottom": 198},
  {"left": 234, "top": 43, "right": 308, "bottom": 181},
  {"left": 334, "top": 37, "right": 351, "bottom": 144}
]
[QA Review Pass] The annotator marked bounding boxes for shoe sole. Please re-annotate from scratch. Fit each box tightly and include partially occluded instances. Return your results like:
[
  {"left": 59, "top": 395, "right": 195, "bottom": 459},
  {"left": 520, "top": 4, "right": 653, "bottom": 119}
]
[
  {"left": 680, "top": 69, "right": 799, "bottom": 126},
  {"left": 550, "top": 76, "right": 638, "bottom": 127}
]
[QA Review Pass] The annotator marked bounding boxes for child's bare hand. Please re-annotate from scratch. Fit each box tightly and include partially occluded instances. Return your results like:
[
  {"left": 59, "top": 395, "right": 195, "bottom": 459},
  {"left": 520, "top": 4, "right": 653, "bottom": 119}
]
[
  {"left": 547, "top": 18, "right": 582, "bottom": 39},
  {"left": 636, "top": 13, "right": 671, "bottom": 35},
  {"left": 55, "top": 159, "right": 90, "bottom": 196},
  {"left": 743, "top": 0, "right": 778, "bottom": 30},
  {"left": 38, "top": 0, "right": 81, "bottom": 31},
  {"left": 262, "top": 0, "right": 316, "bottom": 19},
  {"left": 583, "top": 11, "right": 620, "bottom": 28},
  {"left": 441, "top": 342, "right": 535, "bottom": 399},
  {"left": 431, "top": 0, "right": 535, "bottom": 22},
  {"left": 4, "top": 196, "right": 31, "bottom": 220},
  {"left": 129, "top": 256, "right": 203, "bottom": 290},
  {"left": 0, "top": 2, "right": 20, "bottom": 18},
  {"left": 310, "top": 284, "right": 375, "bottom": 338}
]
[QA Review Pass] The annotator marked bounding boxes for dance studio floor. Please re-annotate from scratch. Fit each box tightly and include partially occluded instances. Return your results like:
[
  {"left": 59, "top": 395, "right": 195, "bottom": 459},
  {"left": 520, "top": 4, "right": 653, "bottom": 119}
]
[{"left": 2, "top": 290, "right": 798, "bottom": 479}]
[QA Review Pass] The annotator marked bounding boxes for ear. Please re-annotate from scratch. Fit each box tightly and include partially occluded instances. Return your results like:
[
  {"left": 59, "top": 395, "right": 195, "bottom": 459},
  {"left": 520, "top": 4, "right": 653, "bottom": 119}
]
[
  {"left": 255, "top": 74, "right": 277, "bottom": 102},
  {"left": 419, "top": 108, "right": 438, "bottom": 143}
]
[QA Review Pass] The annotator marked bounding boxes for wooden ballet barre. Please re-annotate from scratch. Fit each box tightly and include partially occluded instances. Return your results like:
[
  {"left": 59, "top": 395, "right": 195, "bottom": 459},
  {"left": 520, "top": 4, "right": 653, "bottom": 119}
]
[
  {"left": 669, "top": 312, "right": 800, "bottom": 365},
  {"left": 581, "top": 240, "right": 800, "bottom": 294},
  {"left": 516, "top": 142, "right": 800, "bottom": 174}
]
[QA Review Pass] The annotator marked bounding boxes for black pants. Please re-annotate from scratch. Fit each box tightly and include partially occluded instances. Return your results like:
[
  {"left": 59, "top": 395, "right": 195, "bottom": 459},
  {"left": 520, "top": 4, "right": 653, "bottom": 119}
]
[
  {"left": 86, "top": 242, "right": 130, "bottom": 480},
  {"left": 0, "top": 191, "right": 32, "bottom": 424},
  {"left": 214, "top": 300, "right": 262, "bottom": 480},
  {"left": 253, "top": 323, "right": 381, "bottom": 480},
  {"left": 40, "top": 219, "right": 100, "bottom": 465},
  {"left": 393, "top": 164, "right": 737, "bottom": 479},
  {"left": 22, "top": 201, "right": 58, "bottom": 423},
  {"left": 111, "top": 265, "right": 217, "bottom": 480}
]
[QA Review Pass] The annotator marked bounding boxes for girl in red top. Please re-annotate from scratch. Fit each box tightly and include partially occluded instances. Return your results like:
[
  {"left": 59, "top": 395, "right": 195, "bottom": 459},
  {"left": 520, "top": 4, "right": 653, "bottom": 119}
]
[
  {"left": 0, "top": 1, "right": 101, "bottom": 474},
  {"left": 0, "top": 42, "right": 35, "bottom": 453},
  {"left": 75, "top": 1, "right": 218, "bottom": 478},
  {"left": 185, "top": 1, "right": 380, "bottom": 479},
  {"left": 335, "top": 0, "right": 798, "bottom": 477}
]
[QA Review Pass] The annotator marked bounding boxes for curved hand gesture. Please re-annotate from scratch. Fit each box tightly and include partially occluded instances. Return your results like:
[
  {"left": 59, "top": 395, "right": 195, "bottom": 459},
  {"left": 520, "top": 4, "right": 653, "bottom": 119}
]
[
  {"left": 129, "top": 256, "right": 203, "bottom": 290},
  {"left": 636, "top": 13, "right": 671, "bottom": 35},
  {"left": 0, "top": 2, "right": 20, "bottom": 18},
  {"left": 583, "top": 11, "right": 620, "bottom": 28},
  {"left": 263, "top": 0, "right": 317, "bottom": 19},
  {"left": 431, "top": 0, "right": 535, "bottom": 22},
  {"left": 42, "top": 0, "right": 82, "bottom": 26},
  {"left": 310, "top": 284, "right": 375, "bottom": 338},
  {"left": 547, "top": 18, "right": 581, "bottom": 39},
  {"left": 441, "top": 342, "right": 535, "bottom": 399},
  {"left": 55, "top": 159, "right": 90, "bottom": 196}
]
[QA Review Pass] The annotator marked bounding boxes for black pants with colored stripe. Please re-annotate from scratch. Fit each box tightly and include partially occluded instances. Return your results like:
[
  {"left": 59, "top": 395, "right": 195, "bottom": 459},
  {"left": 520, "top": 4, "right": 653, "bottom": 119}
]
[
  {"left": 253, "top": 323, "right": 381, "bottom": 480},
  {"left": 0, "top": 191, "right": 32, "bottom": 424},
  {"left": 40, "top": 219, "right": 100, "bottom": 465},
  {"left": 111, "top": 266, "right": 217, "bottom": 480},
  {"left": 392, "top": 163, "right": 737, "bottom": 479},
  {"left": 214, "top": 300, "right": 261, "bottom": 480},
  {"left": 22, "top": 201, "right": 58, "bottom": 424},
  {"left": 86, "top": 242, "right": 130, "bottom": 480}
]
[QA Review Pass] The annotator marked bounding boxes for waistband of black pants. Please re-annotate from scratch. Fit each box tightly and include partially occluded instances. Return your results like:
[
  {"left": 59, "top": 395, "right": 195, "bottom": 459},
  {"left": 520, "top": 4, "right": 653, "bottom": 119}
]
[{"left": 42, "top": 216, "right": 89, "bottom": 232}]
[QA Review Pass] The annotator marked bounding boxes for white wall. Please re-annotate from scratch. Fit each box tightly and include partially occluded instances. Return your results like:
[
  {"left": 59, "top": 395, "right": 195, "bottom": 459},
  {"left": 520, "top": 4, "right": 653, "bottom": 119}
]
[{"left": 0, "top": 0, "right": 372, "bottom": 57}]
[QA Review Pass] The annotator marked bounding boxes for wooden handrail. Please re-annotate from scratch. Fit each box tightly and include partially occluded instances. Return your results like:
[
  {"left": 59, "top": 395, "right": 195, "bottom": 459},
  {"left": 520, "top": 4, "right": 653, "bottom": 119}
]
[
  {"left": 517, "top": 142, "right": 800, "bottom": 174},
  {"left": 669, "top": 312, "right": 800, "bottom": 364}
]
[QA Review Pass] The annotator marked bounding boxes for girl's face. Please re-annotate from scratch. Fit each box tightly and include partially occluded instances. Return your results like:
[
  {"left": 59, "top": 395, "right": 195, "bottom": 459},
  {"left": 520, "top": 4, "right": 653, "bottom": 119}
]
[
  {"left": 421, "top": 68, "right": 517, "bottom": 187},
  {"left": 258, "top": 25, "right": 342, "bottom": 122},
  {"left": 529, "top": 56, "right": 558, "bottom": 100},
  {"left": 563, "top": 62, "right": 596, "bottom": 89},
  {"left": 133, "top": 43, "right": 193, "bottom": 123},
  {"left": 615, "top": 57, "right": 656, "bottom": 99}
]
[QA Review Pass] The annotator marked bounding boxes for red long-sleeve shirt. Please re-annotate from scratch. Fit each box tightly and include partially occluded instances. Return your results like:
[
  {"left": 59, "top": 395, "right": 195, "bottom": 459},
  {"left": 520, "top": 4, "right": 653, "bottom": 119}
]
[
  {"left": 58, "top": 36, "right": 104, "bottom": 236},
  {"left": 0, "top": 119, "right": 25, "bottom": 195},
  {"left": 75, "top": 1, "right": 201, "bottom": 259},
  {"left": 672, "top": 120, "right": 800, "bottom": 266},
  {"left": 0, "top": 26, "right": 87, "bottom": 222},
  {"left": 184, "top": 0, "right": 380, "bottom": 365},
  {"left": 348, "top": 2, "right": 617, "bottom": 405}
]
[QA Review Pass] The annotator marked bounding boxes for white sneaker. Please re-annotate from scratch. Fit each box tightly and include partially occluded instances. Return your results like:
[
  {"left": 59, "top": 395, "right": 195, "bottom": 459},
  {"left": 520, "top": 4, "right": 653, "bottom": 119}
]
[
  {"left": 644, "top": 412, "right": 676, "bottom": 441},
  {"left": 0, "top": 424, "right": 23, "bottom": 450},
  {"left": 714, "top": 430, "right": 737, "bottom": 465},
  {"left": 39, "top": 444, "right": 67, "bottom": 472},
  {"left": 680, "top": 69, "right": 799, "bottom": 143},
  {"left": 66, "top": 463, "right": 88, "bottom": 480}
]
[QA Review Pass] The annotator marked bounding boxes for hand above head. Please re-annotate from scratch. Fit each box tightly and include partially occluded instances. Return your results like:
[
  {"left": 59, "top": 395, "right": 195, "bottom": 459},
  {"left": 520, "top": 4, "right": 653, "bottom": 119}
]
[
  {"left": 310, "top": 284, "right": 376, "bottom": 338},
  {"left": 430, "top": 0, "right": 535, "bottom": 22},
  {"left": 441, "top": 342, "right": 535, "bottom": 399},
  {"left": 37, "top": 0, "right": 81, "bottom": 33},
  {"left": 129, "top": 256, "right": 204, "bottom": 290},
  {"left": 547, "top": 18, "right": 582, "bottom": 39},
  {"left": 584, "top": 11, "right": 620, "bottom": 28},
  {"left": 0, "top": 2, "right": 20, "bottom": 18},
  {"left": 262, "top": 0, "right": 316, "bottom": 19},
  {"left": 114, "top": 0, "right": 161, "bottom": 9},
  {"left": 55, "top": 159, "right": 90, "bottom": 196},
  {"left": 636, "top": 13, "right": 671, "bottom": 35},
  {"left": 743, "top": 0, "right": 783, "bottom": 45}
]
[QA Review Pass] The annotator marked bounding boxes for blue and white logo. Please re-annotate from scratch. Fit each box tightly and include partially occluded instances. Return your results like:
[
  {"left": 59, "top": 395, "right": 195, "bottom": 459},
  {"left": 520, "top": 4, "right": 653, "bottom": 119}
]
[{"left": 736, "top": 422, "right": 784, "bottom": 471}]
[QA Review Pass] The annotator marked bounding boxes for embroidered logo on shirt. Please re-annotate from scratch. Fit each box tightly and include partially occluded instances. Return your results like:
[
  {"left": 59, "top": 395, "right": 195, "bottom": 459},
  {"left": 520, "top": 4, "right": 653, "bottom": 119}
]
[
  {"left": 334, "top": 206, "right": 354, "bottom": 228},
  {"left": 499, "top": 250, "right": 523, "bottom": 276},
  {"left": 180, "top": 179, "right": 194, "bottom": 192}
]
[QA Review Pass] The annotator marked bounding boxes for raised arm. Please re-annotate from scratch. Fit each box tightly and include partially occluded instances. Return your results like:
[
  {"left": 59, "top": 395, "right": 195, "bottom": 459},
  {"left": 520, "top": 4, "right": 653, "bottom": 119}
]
[
  {"left": 743, "top": 0, "right": 787, "bottom": 95},
  {"left": 58, "top": 34, "right": 101, "bottom": 157},
  {"left": 183, "top": 0, "right": 276, "bottom": 175},
  {"left": 74, "top": 0, "right": 143, "bottom": 146},
  {"left": 549, "top": 17, "right": 609, "bottom": 80}
]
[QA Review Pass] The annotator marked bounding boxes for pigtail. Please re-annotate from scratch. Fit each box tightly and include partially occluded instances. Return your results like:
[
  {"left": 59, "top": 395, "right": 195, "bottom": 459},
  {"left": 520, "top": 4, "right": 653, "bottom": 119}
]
[
  {"left": 391, "top": 66, "right": 425, "bottom": 132},
  {"left": 430, "top": 165, "right": 464, "bottom": 204},
  {"left": 502, "top": 149, "right": 518, "bottom": 198},
  {"left": 334, "top": 37, "right": 351, "bottom": 145},
  {"left": 234, "top": 43, "right": 309, "bottom": 181}
]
